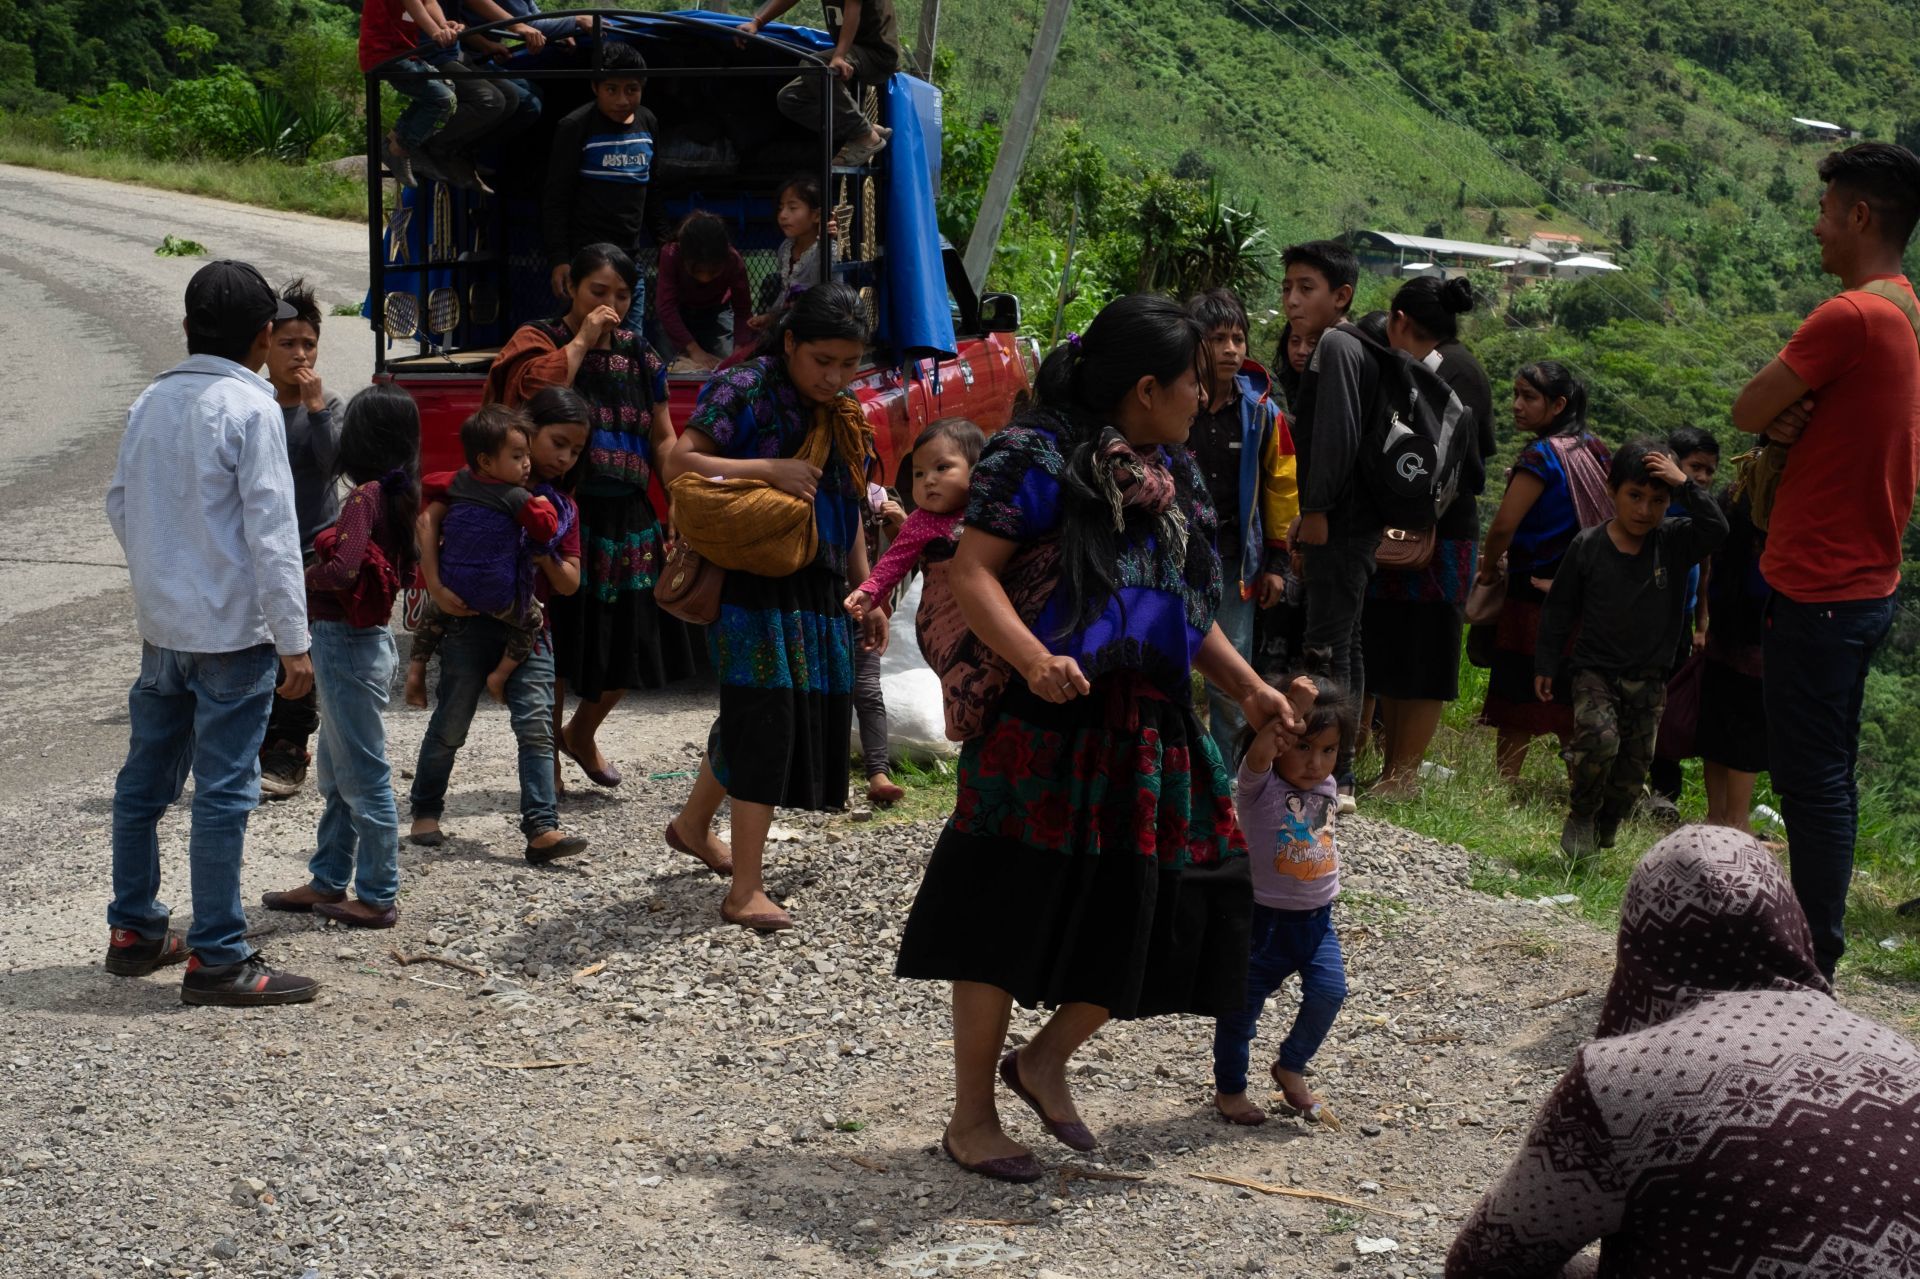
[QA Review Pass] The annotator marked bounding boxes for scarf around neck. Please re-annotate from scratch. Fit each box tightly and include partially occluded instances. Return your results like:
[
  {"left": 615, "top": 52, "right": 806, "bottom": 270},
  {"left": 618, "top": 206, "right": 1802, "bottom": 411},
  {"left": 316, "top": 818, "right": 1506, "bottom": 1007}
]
[{"left": 1092, "top": 425, "right": 1187, "bottom": 562}]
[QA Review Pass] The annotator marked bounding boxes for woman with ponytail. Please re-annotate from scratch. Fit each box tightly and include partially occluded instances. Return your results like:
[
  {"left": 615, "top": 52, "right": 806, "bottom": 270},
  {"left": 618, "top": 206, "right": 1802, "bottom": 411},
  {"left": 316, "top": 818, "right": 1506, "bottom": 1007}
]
[
  {"left": 1364, "top": 276, "right": 1494, "bottom": 798},
  {"left": 262, "top": 384, "right": 420, "bottom": 928},
  {"left": 1476, "top": 360, "right": 1613, "bottom": 782},
  {"left": 896, "top": 294, "right": 1304, "bottom": 1183}
]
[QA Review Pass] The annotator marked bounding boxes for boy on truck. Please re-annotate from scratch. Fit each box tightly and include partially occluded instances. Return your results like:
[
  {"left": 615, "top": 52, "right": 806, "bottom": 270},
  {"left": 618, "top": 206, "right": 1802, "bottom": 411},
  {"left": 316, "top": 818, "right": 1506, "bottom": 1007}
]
[
  {"left": 543, "top": 43, "right": 662, "bottom": 299},
  {"left": 738, "top": 0, "right": 899, "bottom": 166}
]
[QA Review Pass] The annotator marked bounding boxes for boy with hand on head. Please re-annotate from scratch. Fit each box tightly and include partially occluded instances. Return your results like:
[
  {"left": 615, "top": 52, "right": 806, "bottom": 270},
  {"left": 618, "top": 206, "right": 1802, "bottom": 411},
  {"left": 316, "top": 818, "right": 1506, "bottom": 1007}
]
[
  {"left": 257, "top": 279, "right": 344, "bottom": 800},
  {"left": 1278, "top": 240, "right": 1378, "bottom": 812},
  {"left": 105, "top": 259, "right": 321, "bottom": 1007},
  {"left": 543, "top": 43, "right": 660, "bottom": 299},
  {"left": 740, "top": 0, "right": 899, "bottom": 166},
  {"left": 1535, "top": 440, "right": 1728, "bottom": 860},
  {"left": 1185, "top": 287, "right": 1299, "bottom": 763},
  {"left": 1643, "top": 426, "right": 1722, "bottom": 815}
]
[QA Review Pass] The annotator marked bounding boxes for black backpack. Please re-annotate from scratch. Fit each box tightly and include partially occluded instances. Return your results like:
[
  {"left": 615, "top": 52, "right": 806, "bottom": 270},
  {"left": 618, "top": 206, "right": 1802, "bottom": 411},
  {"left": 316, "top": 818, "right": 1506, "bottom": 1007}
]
[{"left": 1337, "top": 321, "right": 1472, "bottom": 531}]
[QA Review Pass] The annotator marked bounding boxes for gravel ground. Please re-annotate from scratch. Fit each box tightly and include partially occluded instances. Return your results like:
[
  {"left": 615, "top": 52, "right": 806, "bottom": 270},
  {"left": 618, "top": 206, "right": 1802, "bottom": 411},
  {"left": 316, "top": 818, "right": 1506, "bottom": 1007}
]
[{"left": 2, "top": 674, "right": 1911, "bottom": 1279}]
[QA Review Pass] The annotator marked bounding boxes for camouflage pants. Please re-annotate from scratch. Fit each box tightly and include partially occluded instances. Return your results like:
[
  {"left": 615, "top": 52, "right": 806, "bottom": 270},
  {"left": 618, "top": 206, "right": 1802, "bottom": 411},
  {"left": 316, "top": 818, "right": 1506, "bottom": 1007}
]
[{"left": 1564, "top": 669, "right": 1667, "bottom": 824}]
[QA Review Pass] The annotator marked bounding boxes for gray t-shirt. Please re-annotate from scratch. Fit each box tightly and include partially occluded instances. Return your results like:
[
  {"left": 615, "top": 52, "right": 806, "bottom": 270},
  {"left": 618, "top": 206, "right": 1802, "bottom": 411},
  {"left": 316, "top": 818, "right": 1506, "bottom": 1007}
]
[{"left": 283, "top": 392, "right": 344, "bottom": 551}]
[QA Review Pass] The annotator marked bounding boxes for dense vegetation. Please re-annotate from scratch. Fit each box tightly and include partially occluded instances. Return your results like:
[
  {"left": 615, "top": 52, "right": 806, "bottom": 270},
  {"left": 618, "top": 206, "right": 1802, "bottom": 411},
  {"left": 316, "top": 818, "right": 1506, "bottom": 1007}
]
[{"left": 2, "top": 0, "right": 1916, "bottom": 963}]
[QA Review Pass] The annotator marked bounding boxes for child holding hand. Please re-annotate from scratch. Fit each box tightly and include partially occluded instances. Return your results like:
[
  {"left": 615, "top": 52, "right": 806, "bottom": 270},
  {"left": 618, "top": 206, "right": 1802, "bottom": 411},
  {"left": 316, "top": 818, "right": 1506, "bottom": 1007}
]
[
  {"left": 1535, "top": 440, "right": 1728, "bottom": 859},
  {"left": 843, "top": 417, "right": 984, "bottom": 624},
  {"left": 406, "top": 405, "right": 569, "bottom": 706},
  {"left": 1213, "top": 670, "right": 1354, "bottom": 1130}
]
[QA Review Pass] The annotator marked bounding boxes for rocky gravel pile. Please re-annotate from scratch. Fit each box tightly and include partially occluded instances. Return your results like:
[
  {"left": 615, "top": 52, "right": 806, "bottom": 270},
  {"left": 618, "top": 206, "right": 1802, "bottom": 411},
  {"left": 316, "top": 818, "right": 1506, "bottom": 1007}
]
[{"left": 0, "top": 684, "right": 1894, "bottom": 1278}]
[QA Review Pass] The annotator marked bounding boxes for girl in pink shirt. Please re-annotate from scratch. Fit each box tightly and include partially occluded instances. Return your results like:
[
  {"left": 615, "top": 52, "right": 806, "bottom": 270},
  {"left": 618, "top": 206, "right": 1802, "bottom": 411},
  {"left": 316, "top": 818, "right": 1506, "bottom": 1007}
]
[{"left": 844, "top": 417, "right": 987, "bottom": 622}]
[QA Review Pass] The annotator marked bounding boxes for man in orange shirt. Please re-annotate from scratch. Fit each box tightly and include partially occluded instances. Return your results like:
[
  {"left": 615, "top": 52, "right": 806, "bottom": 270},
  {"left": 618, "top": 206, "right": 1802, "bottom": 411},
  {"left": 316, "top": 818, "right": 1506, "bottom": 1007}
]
[{"left": 1731, "top": 141, "right": 1920, "bottom": 978}]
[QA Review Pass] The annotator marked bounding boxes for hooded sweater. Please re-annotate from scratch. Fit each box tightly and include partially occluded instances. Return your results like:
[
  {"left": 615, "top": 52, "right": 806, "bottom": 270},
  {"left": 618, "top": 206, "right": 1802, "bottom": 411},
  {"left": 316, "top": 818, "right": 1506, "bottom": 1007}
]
[{"left": 1446, "top": 826, "right": 1920, "bottom": 1278}]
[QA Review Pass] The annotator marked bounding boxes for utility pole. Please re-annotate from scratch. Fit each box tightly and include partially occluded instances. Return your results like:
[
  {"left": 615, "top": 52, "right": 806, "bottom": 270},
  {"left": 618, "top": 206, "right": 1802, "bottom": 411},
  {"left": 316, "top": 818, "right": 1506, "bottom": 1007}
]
[
  {"left": 961, "top": 0, "right": 1071, "bottom": 295},
  {"left": 914, "top": 0, "right": 940, "bottom": 79}
]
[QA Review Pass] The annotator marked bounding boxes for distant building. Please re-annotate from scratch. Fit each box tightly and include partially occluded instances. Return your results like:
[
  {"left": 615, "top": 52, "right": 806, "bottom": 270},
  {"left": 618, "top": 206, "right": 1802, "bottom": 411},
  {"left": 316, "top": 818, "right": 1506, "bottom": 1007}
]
[
  {"left": 1348, "top": 230, "right": 1551, "bottom": 279},
  {"left": 1527, "top": 231, "right": 1585, "bottom": 258},
  {"left": 1581, "top": 180, "right": 1646, "bottom": 197},
  {"left": 1792, "top": 117, "right": 1858, "bottom": 141},
  {"left": 1552, "top": 254, "right": 1624, "bottom": 279}
]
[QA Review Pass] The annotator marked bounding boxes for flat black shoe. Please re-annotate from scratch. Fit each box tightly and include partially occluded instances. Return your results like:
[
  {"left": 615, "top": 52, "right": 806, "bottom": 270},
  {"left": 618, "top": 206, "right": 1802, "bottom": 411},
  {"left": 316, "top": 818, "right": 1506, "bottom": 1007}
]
[
  {"left": 180, "top": 954, "right": 320, "bottom": 1007},
  {"left": 941, "top": 1131, "right": 1044, "bottom": 1184},
  {"left": 525, "top": 833, "right": 589, "bottom": 865},
  {"left": 104, "top": 927, "right": 188, "bottom": 977}
]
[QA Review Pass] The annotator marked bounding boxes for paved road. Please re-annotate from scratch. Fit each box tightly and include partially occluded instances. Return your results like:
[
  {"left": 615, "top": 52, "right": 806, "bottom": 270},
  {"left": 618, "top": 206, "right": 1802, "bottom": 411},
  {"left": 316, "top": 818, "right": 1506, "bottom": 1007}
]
[{"left": 0, "top": 164, "right": 376, "bottom": 801}]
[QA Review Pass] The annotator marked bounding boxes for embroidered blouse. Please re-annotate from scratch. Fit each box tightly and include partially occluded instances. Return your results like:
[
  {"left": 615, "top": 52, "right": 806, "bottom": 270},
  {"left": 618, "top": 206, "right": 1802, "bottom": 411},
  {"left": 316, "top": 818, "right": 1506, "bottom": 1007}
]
[
  {"left": 965, "top": 420, "right": 1223, "bottom": 697},
  {"left": 484, "top": 318, "right": 669, "bottom": 501},
  {"left": 684, "top": 355, "right": 866, "bottom": 578}
]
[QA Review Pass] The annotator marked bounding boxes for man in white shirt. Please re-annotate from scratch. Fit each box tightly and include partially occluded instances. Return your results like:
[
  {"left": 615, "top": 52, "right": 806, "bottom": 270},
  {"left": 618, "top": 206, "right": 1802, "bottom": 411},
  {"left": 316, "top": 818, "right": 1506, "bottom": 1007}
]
[{"left": 104, "top": 259, "right": 322, "bottom": 1007}]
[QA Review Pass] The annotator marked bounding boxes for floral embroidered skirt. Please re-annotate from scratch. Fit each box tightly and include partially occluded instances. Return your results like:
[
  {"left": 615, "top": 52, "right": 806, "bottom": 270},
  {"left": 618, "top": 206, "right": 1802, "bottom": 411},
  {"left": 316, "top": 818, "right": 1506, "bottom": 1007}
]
[
  {"left": 549, "top": 486, "right": 700, "bottom": 700},
  {"left": 896, "top": 672, "right": 1252, "bottom": 1021},
  {"left": 706, "top": 560, "right": 855, "bottom": 811}
]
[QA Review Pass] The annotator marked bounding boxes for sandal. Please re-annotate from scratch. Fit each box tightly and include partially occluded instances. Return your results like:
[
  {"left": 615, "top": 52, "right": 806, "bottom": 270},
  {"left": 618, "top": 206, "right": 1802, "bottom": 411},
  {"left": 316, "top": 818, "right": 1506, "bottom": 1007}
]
[
  {"left": 999, "top": 1050, "right": 1097, "bottom": 1152},
  {"left": 941, "top": 1130, "right": 1043, "bottom": 1184},
  {"left": 720, "top": 900, "right": 792, "bottom": 933},
  {"left": 665, "top": 820, "right": 733, "bottom": 877},
  {"left": 557, "top": 732, "right": 621, "bottom": 788},
  {"left": 1271, "top": 1063, "right": 1342, "bottom": 1131}
]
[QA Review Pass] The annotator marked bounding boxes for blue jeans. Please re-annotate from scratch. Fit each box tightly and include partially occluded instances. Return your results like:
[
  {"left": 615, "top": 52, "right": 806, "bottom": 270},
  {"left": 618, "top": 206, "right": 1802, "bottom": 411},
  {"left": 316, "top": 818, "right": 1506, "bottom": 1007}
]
[
  {"left": 310, "top": 622, "right": 400, "bottom": 908},
  {"left": 496, "top": 76, "right": 542, "bottom": 142},
  {"left": 110, "top": 643, "right": 279, "bottom": 967},
  {"left": 1763, "top": 592, "right": 1896, "bottom": 977},
  {"left": 1212, "top": 903, "right": 1347, "bottom": 1094},
  {"left": 1209, "top": 587, "right": 1258, "bottom": 764},
  {"left": 389, "top": 57, "right": 456, "bottom": 154},
  {"left": 408, "top": 618, "right": 558, "bottom": 837}
]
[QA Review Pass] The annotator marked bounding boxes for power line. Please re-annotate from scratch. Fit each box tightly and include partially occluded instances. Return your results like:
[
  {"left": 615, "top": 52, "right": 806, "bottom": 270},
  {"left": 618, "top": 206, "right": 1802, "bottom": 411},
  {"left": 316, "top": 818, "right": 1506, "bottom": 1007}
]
[
  {"left": 1194, "top": 0, "right": 1678, "bottom": 435},
  {"left": 1236, "top": 0, "right": 1789, "bottom": 378}
]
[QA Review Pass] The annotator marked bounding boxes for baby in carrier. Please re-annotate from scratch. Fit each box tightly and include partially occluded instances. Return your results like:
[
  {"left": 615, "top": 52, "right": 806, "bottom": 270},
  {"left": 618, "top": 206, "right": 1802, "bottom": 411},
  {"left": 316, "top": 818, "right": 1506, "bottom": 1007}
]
[{"left": 407, "top": 405, "right": 570, "bottom": 703}]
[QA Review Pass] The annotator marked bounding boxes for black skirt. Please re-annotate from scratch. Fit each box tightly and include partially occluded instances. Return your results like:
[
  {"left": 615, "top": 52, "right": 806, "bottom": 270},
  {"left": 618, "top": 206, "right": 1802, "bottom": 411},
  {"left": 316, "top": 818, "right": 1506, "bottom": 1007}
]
[
  {"left": 1697, "top": 657, "right": 1769, "bottom": 773},
  {"left": 895, "top": 674, "right": 1252, "bottom": 1021},
  {"left": 550, "top": 487, "right": 700, "bottom": 700},
  {"left": 705, "top": 560, "right": 855, "bottom": 811},
  {"left": 1362, "top": 599, "right": 1463, "bottom": 701}
]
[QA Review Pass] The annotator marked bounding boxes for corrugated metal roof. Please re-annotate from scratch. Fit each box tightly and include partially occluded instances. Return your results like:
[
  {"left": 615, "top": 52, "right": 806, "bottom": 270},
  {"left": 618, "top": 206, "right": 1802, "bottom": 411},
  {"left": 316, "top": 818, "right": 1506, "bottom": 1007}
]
[
  {"left": 1793, "top": 116, "right": 1844, "bottom": 131},
  {"left": 1557, "top": 255, "right": 1622, "bottom": 270},
  {"left": 1351, "top": 230, "right": 1551, "bottom": 264}
]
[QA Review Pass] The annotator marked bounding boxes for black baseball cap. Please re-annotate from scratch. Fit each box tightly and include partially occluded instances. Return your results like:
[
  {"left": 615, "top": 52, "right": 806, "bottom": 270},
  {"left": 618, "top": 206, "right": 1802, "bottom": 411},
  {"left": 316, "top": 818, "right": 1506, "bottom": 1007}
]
[{"left": 185, "top": 259, "right": 298, "bottom": 342}]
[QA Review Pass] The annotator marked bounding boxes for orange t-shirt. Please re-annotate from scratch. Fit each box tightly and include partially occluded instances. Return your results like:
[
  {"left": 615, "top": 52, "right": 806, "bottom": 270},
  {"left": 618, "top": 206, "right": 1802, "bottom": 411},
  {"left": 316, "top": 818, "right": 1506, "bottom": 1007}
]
[{"left": 1767, "top": 276, "right": 1920, "bottom": 603}]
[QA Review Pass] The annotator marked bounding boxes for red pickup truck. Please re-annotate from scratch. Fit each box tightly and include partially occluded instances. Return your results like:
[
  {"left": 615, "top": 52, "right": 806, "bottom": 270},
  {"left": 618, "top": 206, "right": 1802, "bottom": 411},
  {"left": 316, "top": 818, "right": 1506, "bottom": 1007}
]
[{"left": 362, "top": 9, "right": 1035, "bottom": 484}]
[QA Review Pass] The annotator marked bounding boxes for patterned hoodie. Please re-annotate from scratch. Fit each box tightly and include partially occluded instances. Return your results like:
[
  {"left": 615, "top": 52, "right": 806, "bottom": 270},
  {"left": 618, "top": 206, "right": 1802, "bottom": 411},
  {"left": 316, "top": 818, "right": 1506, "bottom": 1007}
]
[{"left": 1446, "top": 826, "right": 1920, "bottom": 1278}]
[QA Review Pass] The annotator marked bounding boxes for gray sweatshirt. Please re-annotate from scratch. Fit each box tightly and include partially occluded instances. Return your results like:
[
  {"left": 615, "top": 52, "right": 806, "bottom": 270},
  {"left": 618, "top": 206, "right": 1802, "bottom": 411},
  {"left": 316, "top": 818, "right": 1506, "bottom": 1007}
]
[
  {"left": 283, "top": 392, "right": 344, "bottom": 552},
  {"left": 1296, "top": 327, "right": 1378, "bottom": 529}
]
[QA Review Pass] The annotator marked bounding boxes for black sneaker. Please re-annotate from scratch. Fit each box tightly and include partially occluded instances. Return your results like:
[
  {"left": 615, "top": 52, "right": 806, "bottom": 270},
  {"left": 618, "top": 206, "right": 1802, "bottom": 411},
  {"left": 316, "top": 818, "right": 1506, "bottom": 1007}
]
[
  {"left": 104, "top": 927, "right": 188, "bottom": 977},
  {"left": 180, "top": 953, "right": 321, "bottom": 1007},
  {"left": 259, "top": 741, "right": 308, "bottom": 800}
]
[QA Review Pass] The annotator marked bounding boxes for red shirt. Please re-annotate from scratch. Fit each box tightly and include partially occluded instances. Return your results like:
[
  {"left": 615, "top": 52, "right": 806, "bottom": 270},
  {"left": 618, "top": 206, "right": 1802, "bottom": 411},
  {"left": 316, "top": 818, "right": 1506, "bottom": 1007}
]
[
  {"left": 1767, "top": 276, "right": 1920, "bottom": 603},
  {"left": 359, "top": 0, "right": 422, "bottom": 72}
]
